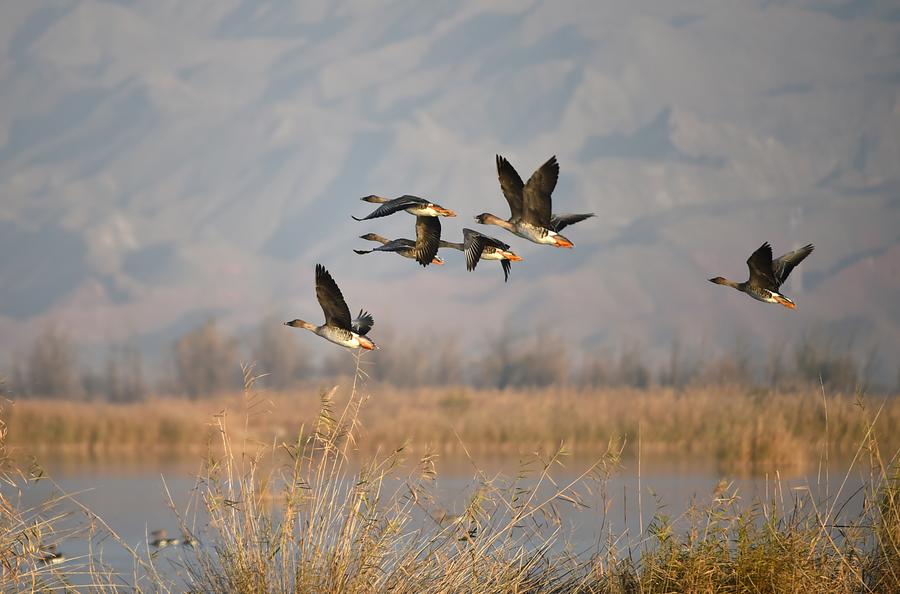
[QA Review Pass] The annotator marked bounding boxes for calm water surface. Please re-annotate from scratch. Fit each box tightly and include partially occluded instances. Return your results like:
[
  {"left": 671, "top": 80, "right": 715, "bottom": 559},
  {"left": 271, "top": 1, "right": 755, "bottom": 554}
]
[{"left": 6, "top": 455, "right": 871, "bottom": 587}]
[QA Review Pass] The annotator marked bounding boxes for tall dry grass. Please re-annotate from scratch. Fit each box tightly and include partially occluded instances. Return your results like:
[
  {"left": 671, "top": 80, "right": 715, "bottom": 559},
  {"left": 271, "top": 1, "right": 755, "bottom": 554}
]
[
  {"left": 138, "top": 362, "right": 900, "bottom": 592},
  {"left": 1, "top": 363, "right": 899, "bottom": 592},
  {"left": 4, "top": 382, "right": 900, "bottom": 472}
]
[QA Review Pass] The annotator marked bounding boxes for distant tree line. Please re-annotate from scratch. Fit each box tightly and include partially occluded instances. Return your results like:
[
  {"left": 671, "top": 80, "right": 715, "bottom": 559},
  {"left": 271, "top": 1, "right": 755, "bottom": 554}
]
[{"left": 3, "top": 319, "right": 894, "bottom": 401}]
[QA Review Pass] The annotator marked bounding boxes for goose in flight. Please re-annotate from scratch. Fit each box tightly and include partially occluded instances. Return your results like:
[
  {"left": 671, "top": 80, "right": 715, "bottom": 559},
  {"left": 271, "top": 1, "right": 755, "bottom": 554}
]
[
  {"left": 354, "top": 233, "right": 445, "bottom": 266},
  {"left": 439, "top": 228, "right": 523, "bottom": 282},
  {"left": 353, "top": 194, "right": 456, "bottom": 221},
  {"left": 354, "top": 216, "right": 443, "bottom": 267},
  {"left": 475, "top": 155, "right": 594, "bottom": 248},
  {"left": 709, "top": 242, "right": 814, "bottom": 309},
  {"left": 285, "top": 264, "right": 377, "bottom": 349}
]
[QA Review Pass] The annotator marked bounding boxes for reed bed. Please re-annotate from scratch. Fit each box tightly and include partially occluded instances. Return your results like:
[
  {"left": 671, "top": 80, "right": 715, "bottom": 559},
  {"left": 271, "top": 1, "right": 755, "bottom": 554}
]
[
  {"left": 1, "top": 364, "right": 899, "bottom": 592},
  {"left": 4, "top": 379, "right": 900, "bottom": 472}
]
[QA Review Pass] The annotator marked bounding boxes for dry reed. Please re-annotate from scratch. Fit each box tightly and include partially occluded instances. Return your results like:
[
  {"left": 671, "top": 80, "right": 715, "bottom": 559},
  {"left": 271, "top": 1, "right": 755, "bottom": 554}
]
[
  {"left": 1, "top": 368, "right": 899, "bottom": 592},
  {"left": 4, "top": 383, "right": 899, "bottom": 473}
]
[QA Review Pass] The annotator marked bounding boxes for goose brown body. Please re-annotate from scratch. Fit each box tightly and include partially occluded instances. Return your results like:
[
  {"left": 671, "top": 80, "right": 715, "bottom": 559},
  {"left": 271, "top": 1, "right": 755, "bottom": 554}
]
[
  {"left": 439, "top": 228, "right": 523, "bottom": 282},
  {"left": 709, "top": 242, "right": 814, "bottom": 309},
  {"left": 285, "top": 264, "right": 377, "bottom": 350},
  {"left": 475, "top": 155, "right": 594, "bottom": 248},
  {"left": 355, "top": 233, "right": 445, "bottom": 266},
  {"left": 353, "top": 194, "right": 456, "bottom": 221}
]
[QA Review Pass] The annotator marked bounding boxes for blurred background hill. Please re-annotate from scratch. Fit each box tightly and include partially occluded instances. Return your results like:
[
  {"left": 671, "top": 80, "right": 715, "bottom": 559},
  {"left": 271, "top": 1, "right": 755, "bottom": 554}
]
[{"left": 1, "top": 1, "right": 899, "bottom": 392}]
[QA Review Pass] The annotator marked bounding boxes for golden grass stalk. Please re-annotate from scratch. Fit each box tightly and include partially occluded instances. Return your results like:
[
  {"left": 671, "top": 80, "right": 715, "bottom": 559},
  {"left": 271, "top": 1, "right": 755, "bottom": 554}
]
[
  {"left": 5, "top": 384, "right": 900, "bottom": 474},
  {"left": 2, "top": 371, "right": 899, "bottom": 592}
]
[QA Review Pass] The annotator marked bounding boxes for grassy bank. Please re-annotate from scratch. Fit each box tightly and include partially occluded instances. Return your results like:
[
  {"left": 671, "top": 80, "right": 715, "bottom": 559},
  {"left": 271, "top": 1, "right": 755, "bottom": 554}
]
[
  {"left": 2, "top": 363, "right": 899, "bottom": 593},
  {"left": 3, "top": 380, "right": 899, "bottom": 472}
]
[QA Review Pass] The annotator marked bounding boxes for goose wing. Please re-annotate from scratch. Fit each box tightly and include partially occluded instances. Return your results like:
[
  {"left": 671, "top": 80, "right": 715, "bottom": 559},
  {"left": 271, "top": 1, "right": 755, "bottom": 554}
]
[
  {"left": 352, "top": 310, "right": 374, "bottom": 336},
  {"left": 549, "top": 212, "right": 595, "bottom": 232},
  {"left": 745, "top": 243, "right": 778, "bottom": 290},
  {"left": 462, "top": 228, "right": 510, "bottom": 272},
  {"left": 414, "top": 215, "right": 441, "bottom": 266},
  {"left": 521, "top": 156, "right": 559, "bottom": 228},
  {"left": 353, "top": 195, "right": 426, "bottom": 221},
  {"left": 500, "top": 258, "right": 511, "bottom": 282},
  {"left": 315, "top": 264, "right": 352, "bottom": 330},
  {"left": 773, "top": 244, "right": 814, "bottom": 285},
  {"left": 377, "top": 239, "right": 415, "bottom": 252},
  {"left": 461, "top": 228, "right": 487, "bottom": 271},
  {"left": 496, "top": 155, "right": 525, "bottom": 221},
  {"left": 353, "top": 239, "right": 413, "bottom": 255}
]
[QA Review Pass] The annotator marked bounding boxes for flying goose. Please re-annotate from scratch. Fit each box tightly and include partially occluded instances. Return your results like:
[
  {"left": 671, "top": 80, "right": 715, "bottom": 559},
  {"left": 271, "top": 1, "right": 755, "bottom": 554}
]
[
  {"left": 352, "top": 194, "right": 456, "bottom": 221},
  {"left": 285, "top": 264, "right": 377, "bottom": 350},
  {"left": 439, "top": 228, "right": 523, "bottom": 282},
  {"left": 709, "top": 242, "right": 814, "bottom": 309},
  {"left": 354, "top": 215, "right": 444, "bottom": 267},
  {"left": 354, "top": 234, "right": 445, "bottom": 266},
  {"left": 475, "top": 155, "right": 594, "bottom": 248}
]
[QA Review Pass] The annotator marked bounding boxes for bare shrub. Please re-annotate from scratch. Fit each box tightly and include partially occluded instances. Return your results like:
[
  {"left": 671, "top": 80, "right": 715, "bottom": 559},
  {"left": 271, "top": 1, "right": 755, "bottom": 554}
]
[
  {"left": 252, "top": 316, "right": 313, "bottom": 389},
  {"left": 24, "top": 324, "right": 82, "bottom": 399},
  {"left": 173, "top": 319, "right": 240, "bottom": 399},
  {"left": 793, "top": 331, "right": 860, "bottom": 393}
]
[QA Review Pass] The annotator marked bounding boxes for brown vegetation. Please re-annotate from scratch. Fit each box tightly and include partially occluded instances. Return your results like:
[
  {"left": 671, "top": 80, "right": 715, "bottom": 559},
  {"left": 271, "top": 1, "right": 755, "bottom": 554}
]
[
  {"left": 3, "top": 364, "right": 899, "bottom": 593},
  {"left": 4, "top": 379, "right": 899, "bottom": 474}
]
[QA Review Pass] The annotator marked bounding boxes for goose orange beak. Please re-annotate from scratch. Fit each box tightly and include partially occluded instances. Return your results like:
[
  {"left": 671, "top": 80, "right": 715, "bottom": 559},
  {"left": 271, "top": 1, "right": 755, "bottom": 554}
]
[{"left": 436, "top": 207, "right": 456, "bottom": 217}]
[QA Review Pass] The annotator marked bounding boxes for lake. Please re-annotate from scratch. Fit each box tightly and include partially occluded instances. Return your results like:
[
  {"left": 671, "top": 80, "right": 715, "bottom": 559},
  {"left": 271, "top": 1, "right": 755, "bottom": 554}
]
[{"left": 4, "top": 453, "right": 871, "bottom": 589}]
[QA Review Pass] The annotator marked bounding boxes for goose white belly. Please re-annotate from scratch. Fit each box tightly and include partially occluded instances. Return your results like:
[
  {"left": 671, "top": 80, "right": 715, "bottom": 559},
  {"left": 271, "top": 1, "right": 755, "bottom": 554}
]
[
  {"left": 406, "top": 205, "right": 440, "bottom": 216},
  {"left": 747, "top": 288, "right": 782, "bottom": 304},
  {"left": 479, "top": 249, "right": 506, "bottom": 261},
  {"left": 749, "top": 290, "right": 777, "bottom": 303},
  {"left": 317, "top": 326, "right": 363, "bottom": 349},
  {"left": 514, "top": 222, "right": 555, "bottom": 245},
  {"left": 747, "top": 287, "right": 796, "bottom": 308}
]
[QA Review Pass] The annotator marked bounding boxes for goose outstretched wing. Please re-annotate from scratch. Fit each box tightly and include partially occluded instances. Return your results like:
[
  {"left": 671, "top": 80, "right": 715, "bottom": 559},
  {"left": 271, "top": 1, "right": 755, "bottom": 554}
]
[
  {"left": 315, "top": 264, "right": 352, "bottom": 330},
  {"left": 773, "top": 244, "right": 814, "bottom": 286},
  {"left": 352, "top": 195, "right": 427, "bottom": 221},
  {"left": 746, "top": 243, "right": 778, "bottom": 290},
  {"left": 462, "top": 228, "right": 510, "bottom": 272},
  {"left": 352, "top": 310, "right": 374, "bottom": 336},
  {"left": 521, "top": 156, "right": 559, "bottom": 228},
  {"left": 495, "top": 155, "right": 525, "bottom": 222},
  {"left": 549, "top": 212, "right": 595, "bottom": 232},
  {"left": 414, "top": 216, "right": 441, "bottom": 267}
]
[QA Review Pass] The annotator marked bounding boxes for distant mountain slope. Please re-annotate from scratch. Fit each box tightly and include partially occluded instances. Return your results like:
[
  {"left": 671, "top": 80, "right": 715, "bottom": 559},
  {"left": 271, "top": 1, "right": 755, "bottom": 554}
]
[{"left": 0, "top": 1, "right": 898, "bottom": 380}]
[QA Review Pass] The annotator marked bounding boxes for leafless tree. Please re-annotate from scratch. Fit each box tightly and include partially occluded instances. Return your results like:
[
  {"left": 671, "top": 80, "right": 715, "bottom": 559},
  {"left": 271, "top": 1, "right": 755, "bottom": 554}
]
[
  {"left": 103, "top": 340, "right": 146, "bottom": 402},
  {"left": 173, "top": 319, "right": 239, "bottom": 399},
  {"left": 765, "top": 340, "right": 787, "bottom": 390},
  {"left": 578, "top": 352, "right": 611, "bottom": 387},
  {"left": 477, "top": 327, "right": 520, "bottom": 389},
  {"left": 25, "top": 324, "right": 82, "bottom": 399},
  {"left": 252, "top": 316, "right": 313, "bottom": 389},
  {"left": 614, "top": 340, "right": 650, "bottom": 388},
  {"left": 793, "top": 331, "right": 859, "bottom": 393},
  {"left": 426, "top": 333, "right": 464, "bottom": 385}
]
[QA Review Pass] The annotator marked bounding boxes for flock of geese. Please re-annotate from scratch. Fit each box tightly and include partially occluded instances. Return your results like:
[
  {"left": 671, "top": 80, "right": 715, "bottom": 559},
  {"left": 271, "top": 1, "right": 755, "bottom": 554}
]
[
  {"left": 284, "top": 153, "right": 814, "bottom": 351},
  {"left": 38, "top": 156, "right": 817, "bottom": 563}
]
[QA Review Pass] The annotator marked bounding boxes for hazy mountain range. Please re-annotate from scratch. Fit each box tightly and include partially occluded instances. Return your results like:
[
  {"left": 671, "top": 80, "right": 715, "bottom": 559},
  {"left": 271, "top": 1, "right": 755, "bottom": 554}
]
[{"left": 1, "top": 1, "right": 899, "bottom": 381}]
